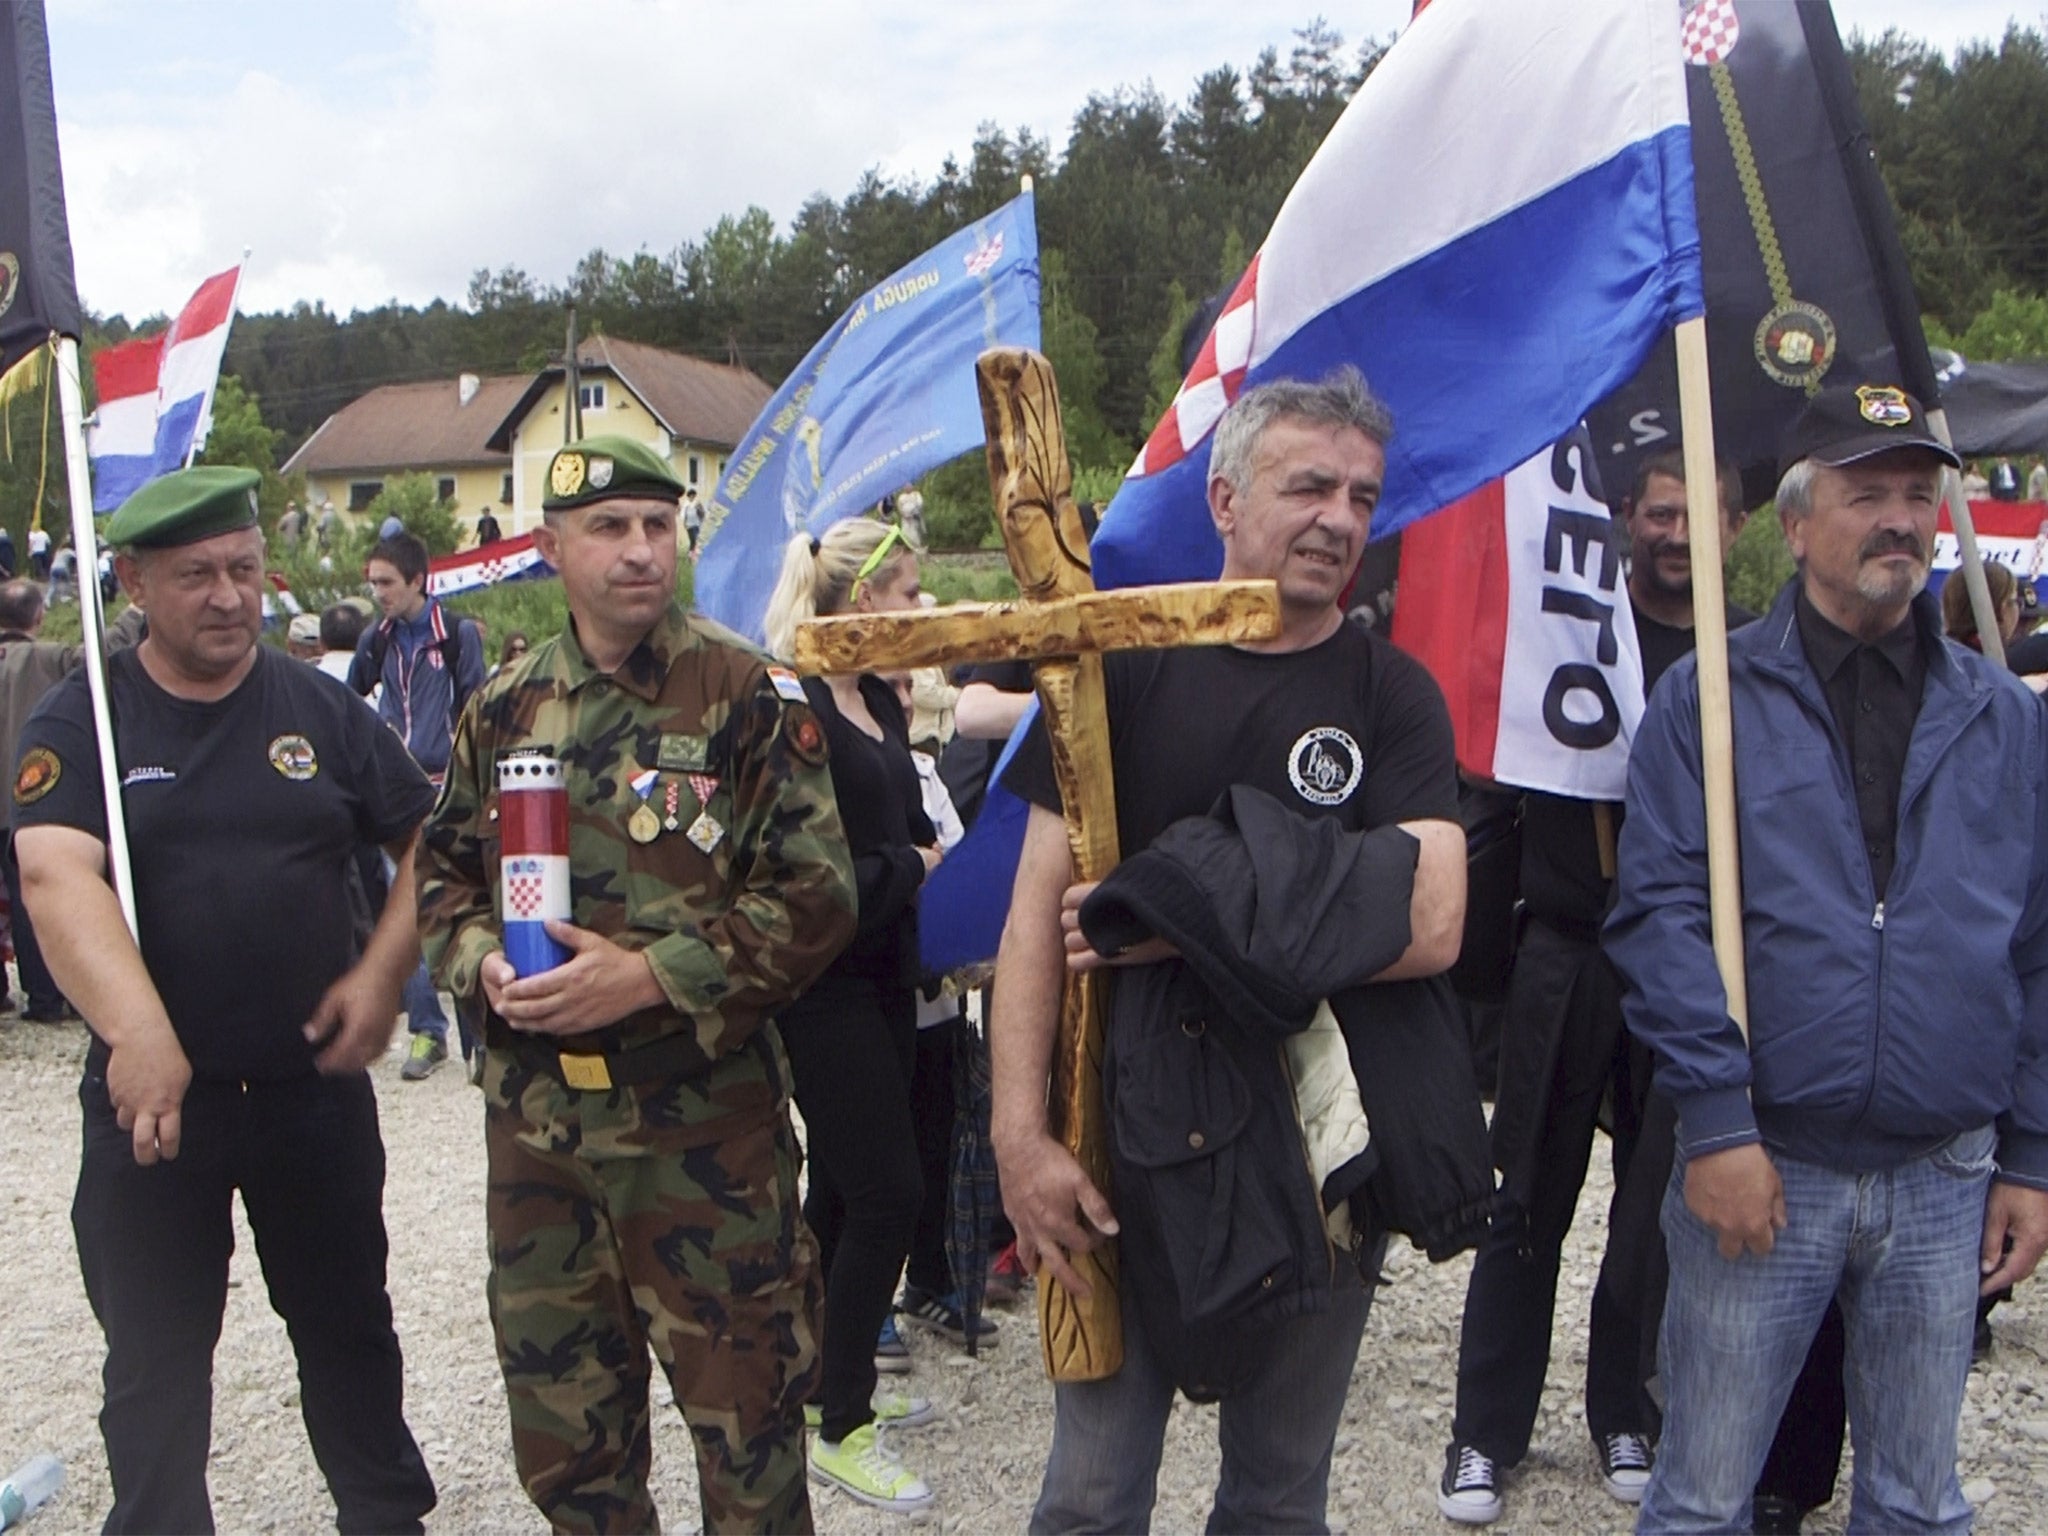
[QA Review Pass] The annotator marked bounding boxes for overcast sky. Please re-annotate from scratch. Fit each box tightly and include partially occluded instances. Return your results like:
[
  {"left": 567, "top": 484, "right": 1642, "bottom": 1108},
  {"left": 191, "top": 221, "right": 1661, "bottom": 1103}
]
[{"left": 44, "top": 0, "right": 2042, "bottom": 322}]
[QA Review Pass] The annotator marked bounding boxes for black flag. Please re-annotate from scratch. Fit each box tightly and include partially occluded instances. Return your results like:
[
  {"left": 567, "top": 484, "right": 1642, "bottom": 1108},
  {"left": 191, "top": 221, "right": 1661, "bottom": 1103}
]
[
  {"left": 1590, "top": 0, "right": 1939, "bottom": 508},
  {"left": 0, "top": 0, "right": 79, "bottom": 375}
]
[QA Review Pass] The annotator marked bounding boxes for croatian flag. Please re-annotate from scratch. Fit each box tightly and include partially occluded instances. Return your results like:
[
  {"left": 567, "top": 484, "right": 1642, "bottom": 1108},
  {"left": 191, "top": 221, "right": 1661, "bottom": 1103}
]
[
  {"left": 428, "top": 532, "right": 556, "bottom": 598},
  {"left": 87, "top": 264, "right": 241, "bottom": 512},
  {"left": 1933, "top": 501, "right": 2048, "bottom": 607},
  {"left": 1090, "top": 0, "right": 1703, "bottom": 587},
  {"left": 921, "top": 0, "right": 1703, "bottom": 972}
]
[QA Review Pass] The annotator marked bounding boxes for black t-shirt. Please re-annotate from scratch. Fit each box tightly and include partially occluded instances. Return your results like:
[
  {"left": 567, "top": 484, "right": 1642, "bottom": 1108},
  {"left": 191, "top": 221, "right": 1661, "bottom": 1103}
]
[
  {"left": 13, "top": 646, "right": 434, "bottom": 1079},
  {"left": 1006, "top": 622, "right": 1460, "bottom": 852},
  {"left": 1518, "top": 601, "right": 1754, "bottom": 929},
  {"left": 954, "top": 659, "right": 1035, "bottom": 694},
  {"left": 938, "top": 660, "right": 1038, "bottom": 832},
  {"left": 795, "top": 674, "right": 936, "bottom": 988}
]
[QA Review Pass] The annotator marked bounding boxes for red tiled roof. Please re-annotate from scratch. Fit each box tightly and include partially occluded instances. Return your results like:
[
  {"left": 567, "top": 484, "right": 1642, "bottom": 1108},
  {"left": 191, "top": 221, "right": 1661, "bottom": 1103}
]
[
  {"left": 282, "top": 374, "right": 526, "bottom": 476},
  {"left": 484, "top": 336, "right": 772, "bottom": 453}
]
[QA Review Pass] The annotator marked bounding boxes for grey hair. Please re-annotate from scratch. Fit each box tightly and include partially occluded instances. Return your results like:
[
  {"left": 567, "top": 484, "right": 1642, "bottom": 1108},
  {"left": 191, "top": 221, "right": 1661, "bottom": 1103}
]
[
  {"left": 1774, "top": 459, "right": 1819, "bottom": 521},
  {"left": 1210, "top": 366, "right": 1396, "bottom": 494}
]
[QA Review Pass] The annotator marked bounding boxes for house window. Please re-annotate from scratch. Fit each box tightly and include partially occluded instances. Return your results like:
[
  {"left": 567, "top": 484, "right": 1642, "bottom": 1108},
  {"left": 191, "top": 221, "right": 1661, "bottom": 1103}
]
[
  {"left": 437, "top": 477, "right": 456, "bottom": 502},
  {"left": 348, "top": 481, "right": 383, "bottom": 511},
  {"left": 578, "top": 381, "right": 606, "bottom": 412},
  {"left": 501, "top": 473, "right": 514, "bottom": 504},
  {"left": 688, "top": 455, "right": 701, "bottom": 486}
]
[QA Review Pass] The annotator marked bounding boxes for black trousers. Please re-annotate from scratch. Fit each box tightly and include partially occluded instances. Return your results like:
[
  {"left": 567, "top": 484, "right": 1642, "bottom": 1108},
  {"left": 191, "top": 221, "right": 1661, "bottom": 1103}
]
[
  {"left": 779, "top": 975, "right": 921, "bottom": 1443},
  {"left": 72, "top": 1066, "right": 435, "bottom": 1534},
  {"left": 1453, "top": 925, "right": 1651, "bottom": 1463},
  {"left": 4, "top": 839, "right": 64, "bottom": 1016},
  {"left": 907, "top": 1014, "right": 962, "bottom": 1296}
]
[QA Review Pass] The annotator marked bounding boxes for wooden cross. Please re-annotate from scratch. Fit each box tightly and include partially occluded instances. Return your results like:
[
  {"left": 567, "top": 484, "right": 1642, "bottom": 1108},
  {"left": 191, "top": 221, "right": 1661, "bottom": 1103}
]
[{"left": 794, "top": 348, "right": 1279, "bottom": 1382}]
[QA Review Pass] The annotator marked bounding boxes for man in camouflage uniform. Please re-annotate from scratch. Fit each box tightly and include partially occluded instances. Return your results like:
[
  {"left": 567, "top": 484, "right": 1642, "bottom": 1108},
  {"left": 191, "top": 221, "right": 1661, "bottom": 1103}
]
[{"left": 418, "top": 434, "right": 856, "bottom": 1534}]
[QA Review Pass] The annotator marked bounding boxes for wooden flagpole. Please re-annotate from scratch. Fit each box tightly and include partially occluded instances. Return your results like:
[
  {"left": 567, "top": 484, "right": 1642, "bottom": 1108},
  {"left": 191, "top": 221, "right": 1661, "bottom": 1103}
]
[
  {"left": 1924, "top": 407, "right": 2005, "bottom": 668},
  {"left": 1673, "top": 316, "right": 1748, "bottom": 1037}
]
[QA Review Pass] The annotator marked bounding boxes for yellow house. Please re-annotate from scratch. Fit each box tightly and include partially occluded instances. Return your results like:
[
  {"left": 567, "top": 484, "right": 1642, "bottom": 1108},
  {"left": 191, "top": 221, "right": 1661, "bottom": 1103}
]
[
  {"left": 282, "top": 372, "right": 528, "bottom": 544},
  {"left": 485, "top": 336, "right": 771, "bottom": 530}
]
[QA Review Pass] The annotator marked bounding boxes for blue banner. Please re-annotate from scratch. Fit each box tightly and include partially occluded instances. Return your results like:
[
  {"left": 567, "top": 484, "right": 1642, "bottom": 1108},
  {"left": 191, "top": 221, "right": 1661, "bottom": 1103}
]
[{"left": 694, "top": 191, "right": 1041, "bottom": 643}]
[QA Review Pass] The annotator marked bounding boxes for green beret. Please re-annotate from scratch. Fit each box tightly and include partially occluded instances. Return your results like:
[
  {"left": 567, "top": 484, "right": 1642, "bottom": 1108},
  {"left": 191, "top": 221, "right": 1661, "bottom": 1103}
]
[
  {"left": 542, "top": 434, "right": 685, "bottom": 512},
  {"left": 106, "top": 466, "right": 262, "bottom": 549}
]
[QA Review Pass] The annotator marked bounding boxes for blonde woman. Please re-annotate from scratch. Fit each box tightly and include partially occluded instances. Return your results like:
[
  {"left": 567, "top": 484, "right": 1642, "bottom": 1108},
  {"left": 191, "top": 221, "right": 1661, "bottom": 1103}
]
[{"left": 762, "top": 519, "right": 946, "bottom": 1512}]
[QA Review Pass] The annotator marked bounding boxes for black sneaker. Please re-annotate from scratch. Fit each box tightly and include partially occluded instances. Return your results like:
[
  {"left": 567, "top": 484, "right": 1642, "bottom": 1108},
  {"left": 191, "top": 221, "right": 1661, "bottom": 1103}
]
[
  {"left": 896, "top": 1285, "right": 999, "bottom": 1347},
  {"left": 1437, "top": 1441, "right": 1502, "bottom": 1525},
  {"left": 1597, "top": 1431, "right": 1653, "bottom": 1504}
]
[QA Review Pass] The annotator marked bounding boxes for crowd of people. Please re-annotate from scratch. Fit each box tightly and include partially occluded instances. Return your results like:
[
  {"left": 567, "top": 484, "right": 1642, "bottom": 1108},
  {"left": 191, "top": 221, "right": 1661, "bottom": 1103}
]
[{"left": 2, "top": 372, "right": 2047, "bottom": 1536}]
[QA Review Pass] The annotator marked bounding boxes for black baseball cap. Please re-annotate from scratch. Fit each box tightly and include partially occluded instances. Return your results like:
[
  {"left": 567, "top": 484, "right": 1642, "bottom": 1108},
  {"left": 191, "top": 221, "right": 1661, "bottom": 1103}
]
[{"left": 1778, "top": 383, "right": 1961, "bottom": 480}]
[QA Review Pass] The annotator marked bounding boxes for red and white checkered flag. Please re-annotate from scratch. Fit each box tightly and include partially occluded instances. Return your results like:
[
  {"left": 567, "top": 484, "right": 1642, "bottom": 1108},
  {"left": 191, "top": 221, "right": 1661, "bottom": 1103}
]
[{"left": 1681, "top": 0, "right": 1740, "bottom": 66}]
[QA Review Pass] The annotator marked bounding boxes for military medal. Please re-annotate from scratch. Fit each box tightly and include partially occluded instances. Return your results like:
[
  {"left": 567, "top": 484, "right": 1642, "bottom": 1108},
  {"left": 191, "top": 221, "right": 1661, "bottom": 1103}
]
[
  {"left": 663, "top": 780, "right": 682, "bottom": 832},
  {"left": 686, "top": 811, "right": 725, "bottom": 853},
  {"left": 628, "top": 767, "right": 662, "bottom": 844}
]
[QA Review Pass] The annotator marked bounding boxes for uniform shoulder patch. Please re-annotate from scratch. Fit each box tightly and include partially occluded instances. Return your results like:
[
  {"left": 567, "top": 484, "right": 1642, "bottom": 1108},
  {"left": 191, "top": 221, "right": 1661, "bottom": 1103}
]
[
  {"left": 784, "top": 704, "right": 828, "bottom": 767},
  {"left": 766, "top": 665, "right": 808, "bottom": 703},
  {"left": 13, "top": 746, "right": 59, "bottom": 806}
]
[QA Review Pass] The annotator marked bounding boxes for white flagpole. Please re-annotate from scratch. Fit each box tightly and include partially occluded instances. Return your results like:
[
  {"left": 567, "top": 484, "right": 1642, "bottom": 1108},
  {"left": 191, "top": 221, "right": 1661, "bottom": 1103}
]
[
  {"left": 52, "top": 335, "right": 139, "bottom": 940},
  {"left": 1674, "top": 315, "right": 1749, "bottom": 1039},
  {"left": 182, "top": 248, "right": 251, "bottom": 471}
]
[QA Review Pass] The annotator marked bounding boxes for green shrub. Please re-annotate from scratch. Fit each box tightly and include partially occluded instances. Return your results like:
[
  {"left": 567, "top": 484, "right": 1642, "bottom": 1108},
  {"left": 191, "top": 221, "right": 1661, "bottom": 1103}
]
[{"left": 1726, "top": 508, "right": 1795, "bottom": 616}]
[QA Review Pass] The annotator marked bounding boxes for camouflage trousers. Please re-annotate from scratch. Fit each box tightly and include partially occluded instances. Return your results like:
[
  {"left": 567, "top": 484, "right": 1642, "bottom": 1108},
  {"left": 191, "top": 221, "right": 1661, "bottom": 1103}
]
[{"left": 483, "top": 1043, "right": 822, "bottom": 1534}]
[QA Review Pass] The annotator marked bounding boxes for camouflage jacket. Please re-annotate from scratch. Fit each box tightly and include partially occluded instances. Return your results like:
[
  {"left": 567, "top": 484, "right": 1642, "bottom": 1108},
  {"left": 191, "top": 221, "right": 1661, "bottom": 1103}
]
[{"left": 418, "top": 601, "right": 856, "bottom": 1073}]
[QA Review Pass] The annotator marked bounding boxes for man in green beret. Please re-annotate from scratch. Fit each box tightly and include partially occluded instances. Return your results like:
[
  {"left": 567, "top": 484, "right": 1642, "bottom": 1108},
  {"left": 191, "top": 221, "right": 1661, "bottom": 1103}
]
[
  {"left": 13, "top": 466, "right": 439, "bottom": 1532},
  {"left": 418, "top": 433, "right": 858, "bottom": 1533}
]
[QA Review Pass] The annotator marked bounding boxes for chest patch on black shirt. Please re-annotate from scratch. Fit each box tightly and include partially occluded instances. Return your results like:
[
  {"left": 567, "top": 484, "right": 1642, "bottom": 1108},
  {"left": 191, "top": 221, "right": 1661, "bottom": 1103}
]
[
  {"left": 1288, "top": 726, "right": 1363, "bottom": 806},
  {"left": 268, "top": 734, "right": 319, "bottom": 781}
]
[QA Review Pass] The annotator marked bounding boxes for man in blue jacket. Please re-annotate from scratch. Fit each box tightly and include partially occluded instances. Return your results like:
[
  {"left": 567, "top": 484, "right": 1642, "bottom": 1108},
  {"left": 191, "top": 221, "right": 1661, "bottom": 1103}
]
[
  {"left": 1608, "top": 382, "right": 2048, "bottom": 1534},
  {"left": 348, "top": 531, "right": 486, "bottom": 1080}
]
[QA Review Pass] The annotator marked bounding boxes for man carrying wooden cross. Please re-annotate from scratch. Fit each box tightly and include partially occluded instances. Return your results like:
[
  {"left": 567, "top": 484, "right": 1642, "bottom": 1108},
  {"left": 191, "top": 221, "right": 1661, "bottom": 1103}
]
[{"left": 997, "top": 367, "right": 1467, "bottom": 1531}]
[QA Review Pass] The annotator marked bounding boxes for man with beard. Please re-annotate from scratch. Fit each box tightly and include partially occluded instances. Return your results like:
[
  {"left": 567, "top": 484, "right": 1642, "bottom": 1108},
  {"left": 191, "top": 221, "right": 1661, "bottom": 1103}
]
[
  {"left": 1608, "top": 384, "right": 2048, "bottom": 1531},
  {"left": 1437, "top": 448, "right": 1750, "bottom": 1524}
]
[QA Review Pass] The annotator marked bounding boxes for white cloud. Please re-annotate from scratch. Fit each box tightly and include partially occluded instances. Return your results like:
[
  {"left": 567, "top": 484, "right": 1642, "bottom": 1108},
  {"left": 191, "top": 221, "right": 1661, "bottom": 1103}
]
[{"left": 46, "top": 0, "right": 2030, "bottom": 320}]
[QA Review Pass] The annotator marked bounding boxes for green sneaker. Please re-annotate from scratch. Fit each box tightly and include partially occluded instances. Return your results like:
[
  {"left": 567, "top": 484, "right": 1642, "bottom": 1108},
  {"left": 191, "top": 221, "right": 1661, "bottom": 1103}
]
[
  {"left": 400, "top": 1034, "right": 448, "bottom": 1081},
  {"left": 804, "top": 1390, "right": 939, "bottom": 1432},
  {"left": 808, "top": 1421, "right": 933, "bottom": 1512}
]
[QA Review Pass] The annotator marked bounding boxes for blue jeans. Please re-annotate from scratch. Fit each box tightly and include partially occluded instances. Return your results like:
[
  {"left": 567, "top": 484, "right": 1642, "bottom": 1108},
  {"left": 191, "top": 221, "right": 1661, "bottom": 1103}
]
[
  {"left": 1642, "top": 1126, "right": 1993, "bottom": 1535},
  {"left": 1030, "top": 1281, "right": 1370, "bottom": 1534},
  {"left": 402, "top": 963, "right": 448, "bottom": 1042}
]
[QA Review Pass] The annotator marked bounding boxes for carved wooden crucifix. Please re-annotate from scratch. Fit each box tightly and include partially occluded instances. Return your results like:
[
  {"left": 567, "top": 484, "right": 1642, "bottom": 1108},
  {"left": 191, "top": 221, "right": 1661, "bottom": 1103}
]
[{"left": 794, "top": 347, "right": 1279, "bottom": 1382}]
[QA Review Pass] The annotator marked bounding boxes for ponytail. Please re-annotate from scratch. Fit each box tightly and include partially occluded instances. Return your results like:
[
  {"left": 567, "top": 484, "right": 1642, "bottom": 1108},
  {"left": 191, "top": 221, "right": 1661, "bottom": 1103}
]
[
  {"left": 763, "top": 535, "right": 821, "bottom": 661},
  {"left": 760, "top": 518, "right": 907, "bottom": 661}
]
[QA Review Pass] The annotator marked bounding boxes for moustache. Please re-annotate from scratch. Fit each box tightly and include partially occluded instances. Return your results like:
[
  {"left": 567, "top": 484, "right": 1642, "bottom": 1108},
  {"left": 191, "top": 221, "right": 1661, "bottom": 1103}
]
[{"left": 1859, "top": 531, "right": 1927, "bottom": 562}]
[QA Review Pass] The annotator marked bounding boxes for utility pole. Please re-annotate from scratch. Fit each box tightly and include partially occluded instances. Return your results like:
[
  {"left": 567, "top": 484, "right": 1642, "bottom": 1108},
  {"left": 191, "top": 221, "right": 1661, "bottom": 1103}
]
[{"left": 564, "top": 302, "right": 581, "bottom": 443}]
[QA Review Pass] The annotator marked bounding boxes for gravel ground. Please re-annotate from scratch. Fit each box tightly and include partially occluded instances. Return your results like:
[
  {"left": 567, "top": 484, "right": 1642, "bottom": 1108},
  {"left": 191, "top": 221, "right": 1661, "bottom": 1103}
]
[{"left": 4, "top": 1016, "right": 2045, "bottom": 1534}]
